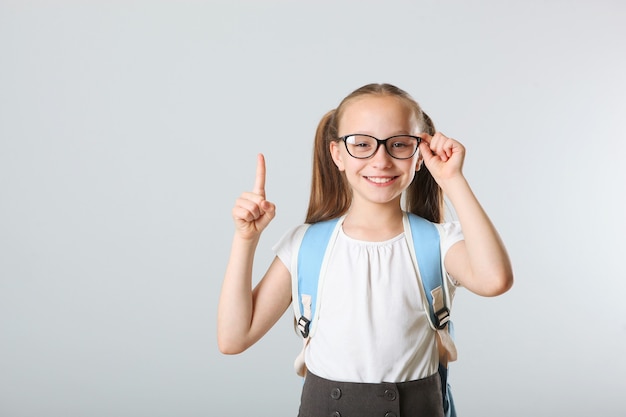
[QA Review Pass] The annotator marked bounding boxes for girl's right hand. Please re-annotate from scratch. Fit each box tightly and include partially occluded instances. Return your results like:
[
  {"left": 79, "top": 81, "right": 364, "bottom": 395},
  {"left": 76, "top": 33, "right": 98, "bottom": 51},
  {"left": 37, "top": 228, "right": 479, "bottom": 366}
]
[{"left": 231, "top": 154, "right": 276, "bottom": 240}]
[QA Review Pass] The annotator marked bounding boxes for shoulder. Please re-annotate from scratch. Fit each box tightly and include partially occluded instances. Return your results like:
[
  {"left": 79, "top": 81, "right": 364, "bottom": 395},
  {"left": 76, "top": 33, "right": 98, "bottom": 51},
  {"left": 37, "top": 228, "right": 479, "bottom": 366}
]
[
  {"left": 405, "top": 212, "right": 461, "bottom": 245},
  {"left": 436, "top": 221, "right": 464, "bottom": 243},
  {"left": 272, "top": 223, "right": 310, "bottom": 253},
  {"left": 272, "top": 223, "right": 310, "bottom": 270},
  {"left": 273, "top": 218, "right": 344, "bottom": 269},
  {"left": 436, "top": 221, "right": 464, "bottom": 287},
  {"left": 433, "top": 221, "right": 464, "bottom": 258},
  {"left": 405, "top": 212, "right": 464, "bottom": 266}
]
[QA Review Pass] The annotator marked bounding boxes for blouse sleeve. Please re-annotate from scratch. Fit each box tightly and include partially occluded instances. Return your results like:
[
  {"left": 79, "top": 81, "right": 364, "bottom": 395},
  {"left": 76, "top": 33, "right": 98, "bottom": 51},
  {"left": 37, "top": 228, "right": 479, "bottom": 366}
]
[
  {"left": 439, "top": 221, "right": 464, "bottom": 287},
  {"left": 272, "top": 224, "right": 309, "bottom": 273}
]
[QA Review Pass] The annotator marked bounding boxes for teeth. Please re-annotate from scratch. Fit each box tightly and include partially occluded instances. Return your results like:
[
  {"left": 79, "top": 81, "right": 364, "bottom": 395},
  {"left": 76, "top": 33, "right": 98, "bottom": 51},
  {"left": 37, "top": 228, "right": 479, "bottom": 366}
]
[{"left": 367, "top": 177, "right": 393, "bottom": 184}]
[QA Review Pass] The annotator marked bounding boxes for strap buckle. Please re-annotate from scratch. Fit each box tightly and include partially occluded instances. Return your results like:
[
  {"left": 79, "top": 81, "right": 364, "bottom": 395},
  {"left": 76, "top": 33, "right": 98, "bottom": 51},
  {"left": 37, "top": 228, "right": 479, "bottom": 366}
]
[
  {"left": 435, "top": 307, "right": 450, "bottom": 330},
  {"left": 297, "top": 316, "right": 311, "bottom": 338}
]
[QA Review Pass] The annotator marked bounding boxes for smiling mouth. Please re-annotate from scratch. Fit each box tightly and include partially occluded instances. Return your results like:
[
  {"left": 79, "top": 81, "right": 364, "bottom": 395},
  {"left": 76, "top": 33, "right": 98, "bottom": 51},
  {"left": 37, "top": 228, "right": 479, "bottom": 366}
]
[{"left": 365, "top": 176, "right": 397, "bottom": 184}]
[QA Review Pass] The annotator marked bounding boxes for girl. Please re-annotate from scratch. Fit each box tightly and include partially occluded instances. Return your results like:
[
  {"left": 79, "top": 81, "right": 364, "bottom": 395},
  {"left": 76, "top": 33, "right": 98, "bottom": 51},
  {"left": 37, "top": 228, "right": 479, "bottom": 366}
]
[{"left": 218, "top": 83, "right": 513, "bottom": 416}]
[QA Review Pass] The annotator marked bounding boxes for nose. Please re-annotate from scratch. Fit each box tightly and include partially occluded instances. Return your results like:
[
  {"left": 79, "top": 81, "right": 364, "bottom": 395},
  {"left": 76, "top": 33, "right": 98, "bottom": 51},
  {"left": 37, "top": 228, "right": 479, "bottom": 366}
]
[{"left": 370, "top": 142, "right": 393, "bottom": 167}]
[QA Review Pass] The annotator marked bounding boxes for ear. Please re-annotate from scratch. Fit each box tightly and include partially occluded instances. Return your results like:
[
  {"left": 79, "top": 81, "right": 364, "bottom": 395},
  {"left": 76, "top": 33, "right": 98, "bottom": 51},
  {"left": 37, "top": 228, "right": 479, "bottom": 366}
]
[{"left": 329, "top": 141, "right": 345, "bottom": 171}]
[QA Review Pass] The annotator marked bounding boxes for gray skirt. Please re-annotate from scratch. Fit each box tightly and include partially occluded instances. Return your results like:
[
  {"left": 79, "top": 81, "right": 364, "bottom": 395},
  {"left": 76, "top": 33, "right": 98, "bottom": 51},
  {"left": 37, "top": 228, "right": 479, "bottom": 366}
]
[{"left": 298, "top": 371, "right": 444, "bottom": 417}]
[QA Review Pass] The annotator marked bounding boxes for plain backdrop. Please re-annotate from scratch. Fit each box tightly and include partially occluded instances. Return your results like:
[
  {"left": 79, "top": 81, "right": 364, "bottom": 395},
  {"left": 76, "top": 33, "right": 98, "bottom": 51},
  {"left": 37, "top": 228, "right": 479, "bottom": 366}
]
[{"left": 1, "top": 1, "right": 625, "bottom": 416}]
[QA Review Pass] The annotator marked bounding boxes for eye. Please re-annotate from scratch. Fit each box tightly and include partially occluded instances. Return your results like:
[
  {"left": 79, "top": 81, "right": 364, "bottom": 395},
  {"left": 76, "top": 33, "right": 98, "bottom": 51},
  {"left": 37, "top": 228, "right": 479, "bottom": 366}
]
[
  {"left": 346, "top": 135, "right": 373, "bottom": 148},
  {"left": 389, "top": 136, "right": 414, "bottom": 148}
]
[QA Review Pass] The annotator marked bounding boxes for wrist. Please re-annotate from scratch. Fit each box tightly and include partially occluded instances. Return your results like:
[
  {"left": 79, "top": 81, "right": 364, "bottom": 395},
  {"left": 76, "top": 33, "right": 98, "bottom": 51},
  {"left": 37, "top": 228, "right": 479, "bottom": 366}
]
[
  {"left": 233, "top": 229, "right": 262, "bottom": 246},
  {"left": 438, "top": 174, "right": 469, "bottom": 195}
]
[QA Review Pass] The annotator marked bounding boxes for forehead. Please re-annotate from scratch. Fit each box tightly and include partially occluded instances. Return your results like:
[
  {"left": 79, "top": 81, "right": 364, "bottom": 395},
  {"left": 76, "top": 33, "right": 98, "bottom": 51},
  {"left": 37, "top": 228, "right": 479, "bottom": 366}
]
[{"left": 338, "top": 95, "right": 417, "bottom": 131}]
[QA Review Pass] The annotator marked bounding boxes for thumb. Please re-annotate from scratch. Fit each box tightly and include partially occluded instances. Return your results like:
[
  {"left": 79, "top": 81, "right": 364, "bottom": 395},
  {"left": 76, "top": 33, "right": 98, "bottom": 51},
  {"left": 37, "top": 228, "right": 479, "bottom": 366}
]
[
  {"left": 251, "top": 200, "right": 276, "bottom": 231},
  {"left": 257, "top": 200, "right": 276, "bottom": 228},
  {"left": 260, "top": 199, "right": 274, "bottom": 215},
  {"left": 419, "top": 141, "right": 436, "bottom": 166}
]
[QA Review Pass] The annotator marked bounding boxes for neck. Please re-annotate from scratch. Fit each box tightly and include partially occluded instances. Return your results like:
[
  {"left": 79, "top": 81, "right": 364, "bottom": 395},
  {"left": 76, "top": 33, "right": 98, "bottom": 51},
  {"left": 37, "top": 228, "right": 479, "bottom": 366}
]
[{"left": 342, "top": 201, "right": 404, "bottom": 241}]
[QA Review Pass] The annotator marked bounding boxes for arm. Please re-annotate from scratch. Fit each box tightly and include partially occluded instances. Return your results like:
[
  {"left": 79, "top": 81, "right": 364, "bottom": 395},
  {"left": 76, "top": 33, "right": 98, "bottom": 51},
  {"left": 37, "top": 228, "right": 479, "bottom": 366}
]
[
  {"left": 420, "top": 134, "right": 514, "bottom": 296},
  {"left": 217, "top": 154, "right": 292, "bottom": 354}
]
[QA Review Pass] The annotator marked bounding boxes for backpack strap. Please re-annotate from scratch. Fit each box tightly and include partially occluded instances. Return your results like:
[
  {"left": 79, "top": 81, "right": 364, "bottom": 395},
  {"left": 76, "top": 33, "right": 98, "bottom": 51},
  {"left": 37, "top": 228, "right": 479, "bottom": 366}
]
[
  {"left": 294, "top": 217, "right": 341, "bottom": 338},
  {"left": 291, "top": 216, "right": 343, "bottom": 376},
  {"left": 405, "top": 213, "right": 457, "bottom": 417},
  {"left": 292, "top": 212, "right": 456, "bottom": 376},
  {"left": 293, "top": 212, "right": 457, "bottom": 413},
  {"left": 405, "top": 213, "right": 451, "bottom": 330},
  {"left": 405, "top": 213, "right": 457, "bottom": 363}
]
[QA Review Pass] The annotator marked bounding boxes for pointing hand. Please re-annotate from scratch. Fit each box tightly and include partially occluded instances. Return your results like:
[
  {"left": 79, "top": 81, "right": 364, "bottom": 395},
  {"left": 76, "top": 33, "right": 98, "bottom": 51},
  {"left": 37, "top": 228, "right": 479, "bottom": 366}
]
[{"left": 231, "top": 154, "right": 276, "bottom": 240}]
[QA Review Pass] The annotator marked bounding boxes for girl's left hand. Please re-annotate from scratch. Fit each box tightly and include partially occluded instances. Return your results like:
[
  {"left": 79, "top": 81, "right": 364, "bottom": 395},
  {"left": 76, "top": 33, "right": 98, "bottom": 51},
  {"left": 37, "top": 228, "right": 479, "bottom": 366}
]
[{"left": 418, "top": 132, "right": 466, "bottom": 183}]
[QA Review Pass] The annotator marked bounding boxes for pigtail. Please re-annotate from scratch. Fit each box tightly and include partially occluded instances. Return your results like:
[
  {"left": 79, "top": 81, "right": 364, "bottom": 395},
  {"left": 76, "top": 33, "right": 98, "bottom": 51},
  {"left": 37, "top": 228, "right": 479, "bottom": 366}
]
[
  {"left": 305, "top": 110, "right": 352, "bottom": 223},
  {"left": 405, "top": 111, "right": 444, "bottom": 223}
]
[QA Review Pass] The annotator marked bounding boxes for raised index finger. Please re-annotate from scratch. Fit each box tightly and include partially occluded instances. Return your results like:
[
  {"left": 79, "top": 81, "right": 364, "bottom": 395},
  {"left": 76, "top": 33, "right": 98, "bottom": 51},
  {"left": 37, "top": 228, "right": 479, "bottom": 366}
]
[{"left": 253, "top": 153, "right": 266, "bottom": 197}]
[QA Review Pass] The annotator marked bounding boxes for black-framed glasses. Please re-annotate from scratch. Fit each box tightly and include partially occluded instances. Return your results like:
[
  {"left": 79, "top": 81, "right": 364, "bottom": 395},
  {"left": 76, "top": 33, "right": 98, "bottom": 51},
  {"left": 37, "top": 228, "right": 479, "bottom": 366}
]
[{"left": 339, "top": 134, "right": 421, "bottom": 160}]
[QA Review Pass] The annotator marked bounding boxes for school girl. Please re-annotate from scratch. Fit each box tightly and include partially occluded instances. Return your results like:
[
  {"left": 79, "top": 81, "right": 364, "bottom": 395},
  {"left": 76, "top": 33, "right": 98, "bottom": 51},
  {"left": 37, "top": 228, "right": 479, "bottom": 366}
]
[{"left": 217, "top": 83, "right": 513, "bottom": 416}]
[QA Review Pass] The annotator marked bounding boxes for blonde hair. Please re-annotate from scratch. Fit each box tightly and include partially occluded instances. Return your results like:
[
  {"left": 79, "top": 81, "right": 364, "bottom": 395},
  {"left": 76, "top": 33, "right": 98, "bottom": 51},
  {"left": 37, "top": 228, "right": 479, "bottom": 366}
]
[{"left": 305, "top": 83, "right": 443, "bottom": 224}]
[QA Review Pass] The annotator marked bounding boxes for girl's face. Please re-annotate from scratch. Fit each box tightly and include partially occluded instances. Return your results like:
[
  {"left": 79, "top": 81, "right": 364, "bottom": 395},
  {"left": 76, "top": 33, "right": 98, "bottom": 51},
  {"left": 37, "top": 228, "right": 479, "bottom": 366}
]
[{"left": 330, "top": 94, "right": 422, "bottom": 209}]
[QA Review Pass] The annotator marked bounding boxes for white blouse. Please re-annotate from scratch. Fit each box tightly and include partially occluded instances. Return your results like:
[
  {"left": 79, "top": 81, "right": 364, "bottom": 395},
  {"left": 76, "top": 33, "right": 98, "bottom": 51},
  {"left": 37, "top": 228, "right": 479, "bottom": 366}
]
[{"left": 274, "top": 219, "right": 463, "bottom": 383}]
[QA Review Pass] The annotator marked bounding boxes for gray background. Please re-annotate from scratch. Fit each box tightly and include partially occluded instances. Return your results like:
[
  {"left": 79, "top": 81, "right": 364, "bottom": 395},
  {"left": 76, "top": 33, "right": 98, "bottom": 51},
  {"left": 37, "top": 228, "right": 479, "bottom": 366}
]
[{"left": 1, "top": 1, "right": 625, "bottom": 416}]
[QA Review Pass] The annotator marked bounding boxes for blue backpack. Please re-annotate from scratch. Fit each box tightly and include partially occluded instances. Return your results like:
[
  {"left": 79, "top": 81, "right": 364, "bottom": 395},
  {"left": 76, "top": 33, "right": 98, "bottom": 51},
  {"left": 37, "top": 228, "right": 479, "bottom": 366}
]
[{"left": 291, "top": 212, "right": 457, "bottom": 417}]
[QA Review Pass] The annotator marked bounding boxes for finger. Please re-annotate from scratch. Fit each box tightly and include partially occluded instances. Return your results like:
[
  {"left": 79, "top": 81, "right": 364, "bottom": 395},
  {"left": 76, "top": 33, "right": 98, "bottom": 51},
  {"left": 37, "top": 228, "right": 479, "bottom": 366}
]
[
  {"left": 431, "top": 132, "right": 450, "bottom": 161},
  {"left": 256, "top": 200, "right": 277, "bottom": 229},
  {"left": 260, "top": 200, "right": 276, "bottom": 220},
  {"left": 418, "top": 141, "right": 435, "bottom": 165},
  {"left": 232, "top": 205, "right": 257, "bottom": 223},
  {"left": 418, "top": 133, "right": 432, "bottom": 146},
  {"left": 418, "top": 139, "right": 431, "bottom": 153},
  {"left": 233, "top": 199, "right": 262, "bottom": 222},
  {"left": 442, "top": 138, "right": 455, "bottom": 159},
  {"left": 253, "top": 153, "right": 266, "bottom": 197},
  {"left": 419, "top": 133, "right": 437, "bottom": 156},
  {"left": 240, "top": 191, "right": 266, "bottom": 205}
]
